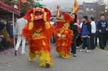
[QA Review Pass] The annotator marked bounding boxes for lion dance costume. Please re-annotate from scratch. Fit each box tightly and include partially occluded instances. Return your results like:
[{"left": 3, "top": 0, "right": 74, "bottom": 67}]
[
  {"left": 22, "top": 3, "right": 53, "bottom": 67},
  {"left": 54, "top": 12, "right": 73, "bottom": 59}
]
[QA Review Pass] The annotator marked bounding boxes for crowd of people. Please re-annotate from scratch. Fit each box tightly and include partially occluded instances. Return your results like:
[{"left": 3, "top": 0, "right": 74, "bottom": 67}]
[
  {"left": 69, "top": 14, "right": 108, "bottom": 57},
  {"left": 0, "top": 20, "right": 13, "bottom": 50},
  {"left": 1, "top": 13, "right": 107, "bottom": 55},
  {"left": 51, "top": 13, "right": 108, "bottom": 57}
]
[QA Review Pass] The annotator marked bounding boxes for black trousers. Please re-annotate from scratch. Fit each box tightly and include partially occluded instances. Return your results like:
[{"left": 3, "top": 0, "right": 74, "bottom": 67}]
[
  {"left": 90, "top": 33, "right": 96, "bottom": 50},
  {"left": 76, "top": 34, "right": 82, "bottom": 46},
  {"left": 82, "top": 37, "right": 91, "bottom": 50},
  {"left": 99, "top": 33, "right": 107, "bottom": 49},
  {"left": 71, "top": 35, "right": 78, "bottom": 54},
  {"left": 94, "top": 33, "right": 98, "bottom": 47}
]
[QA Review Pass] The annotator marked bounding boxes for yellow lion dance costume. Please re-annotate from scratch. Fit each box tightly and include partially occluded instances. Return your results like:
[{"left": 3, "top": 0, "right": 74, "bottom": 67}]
[
  {"left": 54, "top": 12, "right": 73, "bottom": 59},
  {"left": 22, "top": 3, "right": 53, "bottom": 68}
]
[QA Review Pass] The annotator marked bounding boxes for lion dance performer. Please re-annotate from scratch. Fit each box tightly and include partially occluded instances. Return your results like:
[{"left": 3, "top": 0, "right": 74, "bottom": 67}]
[
  {"left": 22, "top": 3, "right": 53, "bottom": 68},
  {"left": 54, "top": 11, "right": 73, "bottom": 59}
]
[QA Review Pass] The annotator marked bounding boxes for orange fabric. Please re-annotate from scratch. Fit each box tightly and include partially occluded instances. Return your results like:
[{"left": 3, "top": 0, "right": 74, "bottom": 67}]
[
  {"left": 23, "top": 21, "right": 53, "bottom": 52},
  {"left": 54, "top": 28, "right": 73, "bottom": 56},
  {"left": 54, "top": 12, "right": 73, "bottom": 58},
  {"left": 61, "top": 12, "right": 72, "bottom": 23},
  {"left": 55, "top": 12, "right": 72, "bottom": 30},
  {"left": 22, "top": 8, "right": 53, "bottom": 53},
  {"left": 23, "top": 9, "right": 34, "bottom": 22}
]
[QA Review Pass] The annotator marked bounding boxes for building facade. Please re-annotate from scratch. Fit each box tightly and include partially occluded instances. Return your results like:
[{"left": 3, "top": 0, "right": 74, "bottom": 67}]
[
  {"left": 0, "top": 1, "right": 20, "bottom": 51},
  {"left": 78, "top": 2, "right": 106, "bottom": 21}
]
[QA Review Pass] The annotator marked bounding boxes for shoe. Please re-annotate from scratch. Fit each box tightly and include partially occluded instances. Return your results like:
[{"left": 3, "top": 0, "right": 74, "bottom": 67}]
[
  {"left": 100, "top": 48, "right": 104, "bottom": 50},
  {"left": 46, "top": 63, "right": 50, "bottom": 68},
  {"left": 73, "top": 54, "right": 77, "bottom": 57},
  {"left": 76, "top": 46, "right": 80, "bottom": 49},
  {"left": 21, "top": 51, "right": 25, "bottom": 54},
  {"left": 86, "top": 50, "right": 91, "bottom": 53},
  {"left": 14, "top": 50, "right": 17, "bottom": 56},
  {"left": 80, "top": 49, "right": 86, "bottom": 52}
]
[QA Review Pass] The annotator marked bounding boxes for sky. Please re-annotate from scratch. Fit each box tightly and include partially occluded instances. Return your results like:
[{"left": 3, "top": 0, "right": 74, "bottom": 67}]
[
  {"left": 34, "top": 0, "right": 98, "bottom": 14},
  {"left": 35, "top": 0, "right": 97, "bottom": 8},
  {"left": 35, "top": 0, "right": 97, "bottom": 4}
]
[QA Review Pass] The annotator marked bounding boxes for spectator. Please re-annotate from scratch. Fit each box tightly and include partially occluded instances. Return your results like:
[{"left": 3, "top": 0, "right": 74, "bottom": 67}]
[
  {"left": 69, "top": 13, "right": 79, "bottom": 57},
  {"left": 0, "top": 21, "right": 12, "bottom": 49},
  {"left": 97, "top": 14, "right": 108, "bottom": 49},
  {"left": 6, "top": 21, "right": 13, "bottom": 38},
  {"left": 14, "top": 17, "right": 27, "bottom": 55},
  {"left": 80, "top": 16, "right": 91, "bottom": 52},
  {"left": 0, "top": 21, "right": 11, "bottom": 43},
  {"left": 90, "top": 17, "right": 96, "bottom": 50}
]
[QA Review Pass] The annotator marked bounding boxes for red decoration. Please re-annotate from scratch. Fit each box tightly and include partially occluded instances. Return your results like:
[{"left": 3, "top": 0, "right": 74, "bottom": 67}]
[{"left": 21, "top": 0, "right": 27, "bottom": 3}]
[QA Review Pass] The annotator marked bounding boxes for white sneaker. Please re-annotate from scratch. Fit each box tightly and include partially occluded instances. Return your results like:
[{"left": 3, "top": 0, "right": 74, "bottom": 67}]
[
  {"left": 86, "top": 50, "right": 91, "bottom": 53},
  {"left": 80, "top": 49, "right": 86, "bottom": 52},
  {"left": 73, "top": 54, "right": 77, "bottom": 57},
  {"left": 76, "top": 46, "right": 80, "bottom": 49},
  {"left": 21, "top": 51, "right": 25, "bottom": 54}
]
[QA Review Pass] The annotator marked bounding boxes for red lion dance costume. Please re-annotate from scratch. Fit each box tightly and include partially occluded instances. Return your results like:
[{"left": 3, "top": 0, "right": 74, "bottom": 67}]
[
  {"left": 22, "top": 3, "right": 53, "bottom": 68},
  {"left": 54, "top": 12, "right": 73, "bottom": 59}
]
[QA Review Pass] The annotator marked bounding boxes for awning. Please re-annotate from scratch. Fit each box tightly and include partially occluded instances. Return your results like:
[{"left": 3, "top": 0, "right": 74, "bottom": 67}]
[{"left": 0, "top": 1, "right": 20, "bottom": 16}]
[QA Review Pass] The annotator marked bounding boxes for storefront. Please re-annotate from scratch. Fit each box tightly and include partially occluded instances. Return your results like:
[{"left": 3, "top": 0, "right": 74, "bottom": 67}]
[{"left": 0, "top": 1, "right": 20, "bottom": 51}]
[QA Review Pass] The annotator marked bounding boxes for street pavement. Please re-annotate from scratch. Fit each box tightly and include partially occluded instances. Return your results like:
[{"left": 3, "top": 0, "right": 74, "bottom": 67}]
[{"left": 0, "top": 44, "right": 108, "bottom": 71}]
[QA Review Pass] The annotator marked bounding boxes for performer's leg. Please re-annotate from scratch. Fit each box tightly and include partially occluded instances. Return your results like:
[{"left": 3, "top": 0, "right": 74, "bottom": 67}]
[
  {"left": 21, "top": 37, "right": 26, "bottom": 54},
  {"left": 56, "top": 46, "right": 61, "bottom": 56},
  {"left": 56, "top": 46, "right": 64, "bottom": 57},
  {"left": 39, "top": 50, "right": 53, "bottom": 68},
  {"left": 61, "top": 46, "right": 71, "bottom": 59},
  {"left": 14, "top": 36, "right": 21, "bottom": 55},
  {"left": 56, "top": 46, "right": 69, "bottom": 58},
  {"left": 65, "top": 47, "right": 71, "bottom": 58},
  {"left": 29, "top": 51, "right": 36, "bottom": 62}
]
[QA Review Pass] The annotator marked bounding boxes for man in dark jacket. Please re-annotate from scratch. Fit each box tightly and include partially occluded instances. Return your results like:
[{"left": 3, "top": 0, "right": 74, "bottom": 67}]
[{"left": 97, "top": 14, "right": 108, "bottom": 49}]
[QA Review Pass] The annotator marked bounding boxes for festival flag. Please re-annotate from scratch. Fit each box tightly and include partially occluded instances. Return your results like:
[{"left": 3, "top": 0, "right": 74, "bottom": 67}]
[
  {"left": 72, "top": 0, "right": 79, "bottom": 14},
  {"left": 56, "top": 5, "right": 60, "bottom": 17}
]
